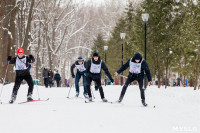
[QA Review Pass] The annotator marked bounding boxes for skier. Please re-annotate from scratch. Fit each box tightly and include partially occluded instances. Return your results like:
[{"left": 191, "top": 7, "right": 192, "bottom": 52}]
[
  {"left": 54, "top": 70, "right": 61, "bottom": 87},
  {"left": 7, "top": 48, "right": 35, "bottom": 103},
  {"left": 71, "top": 56, "right": 88, "bottom": 98},
  {"left": 114, "top": 53, "right": 152, "bottom": 106},
  {"left": 43, "top": 67, "right": 49, "bottom": 88},
  {"left": 86, "top": 52, "right": 114, "bottom": 102}
]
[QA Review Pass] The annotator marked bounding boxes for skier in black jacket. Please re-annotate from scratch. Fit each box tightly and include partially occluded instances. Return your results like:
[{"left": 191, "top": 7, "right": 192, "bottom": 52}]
[
  {"left": 114, "top": 53, "right": 152, "bottom": 106},
  {"left": 71, "top": 56, "right": 88, "bottom": 98},
  {"left": 86, "top": 52, "right": 114, "bottom": 102},
  {"left": 7, "top": 48, "right": 35, "bottom": 104}
]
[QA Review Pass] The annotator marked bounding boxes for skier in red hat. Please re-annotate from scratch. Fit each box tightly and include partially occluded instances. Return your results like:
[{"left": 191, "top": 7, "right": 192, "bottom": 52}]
[{"left": 7, "top": 48, "right": 35, "bottom": 103}]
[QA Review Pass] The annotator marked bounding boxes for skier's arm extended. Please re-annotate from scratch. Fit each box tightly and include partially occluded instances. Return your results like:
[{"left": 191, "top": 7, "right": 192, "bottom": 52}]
[
  {"left": 27, "top": 55, "right": 35, "bottom": 63},
  {"left": 102, "top": 61, "right": 114, "bottom": 82},
  {"left": 116, "top": 59, "right": 130, "bottom": 75},
  {"left": 70, "top": 63, "right": 76, "bottom": 77},
  {"left": 7, "top": 56, "right": 16, "bottom": 64}
]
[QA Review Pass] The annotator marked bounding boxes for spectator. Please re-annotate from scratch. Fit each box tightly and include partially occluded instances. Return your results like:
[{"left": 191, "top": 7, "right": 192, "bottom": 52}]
[
  {"left": 43, "top": 67, "right": 49, "bottom": 88},
  {"left": 54, "top": 71, "right": 61, "bottom": 87},
  {"left": 48, "top": 69, "right": 54, "bottom": 88},
  {"left": 177, "top": 77, "right": 181, "bottom": 86}
]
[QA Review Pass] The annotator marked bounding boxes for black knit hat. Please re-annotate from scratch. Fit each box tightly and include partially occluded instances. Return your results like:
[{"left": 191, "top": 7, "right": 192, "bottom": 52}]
[
  {"left": 77, "top": 56, "right": 83, "bottom": 62},
  {"left": 134, "top": 53, "right": 142, "bottom": 60},
  {"left": 93, "top": 52, "right": 99, "bottom": 57}
]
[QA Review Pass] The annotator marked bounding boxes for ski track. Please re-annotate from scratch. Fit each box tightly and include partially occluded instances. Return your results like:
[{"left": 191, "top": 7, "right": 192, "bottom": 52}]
[{"left": 0, "top": 84, "right": 199, "bottom": 133}]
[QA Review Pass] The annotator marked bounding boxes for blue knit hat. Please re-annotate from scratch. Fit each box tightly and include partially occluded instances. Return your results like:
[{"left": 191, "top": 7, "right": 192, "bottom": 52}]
[{"left": 77, "top": 56, "right": 84, "bottom": 62}]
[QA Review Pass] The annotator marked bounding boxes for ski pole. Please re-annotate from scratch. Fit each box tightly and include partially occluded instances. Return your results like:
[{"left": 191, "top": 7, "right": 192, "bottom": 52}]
[
  {"left": 67, "top": 85, "right": 72, "bottom": 98},
  {"left": 67, "top": 79, "right": 74, "bottom": 98},
  {"left": 35, "top": 79, "right": 40, "bottom": 100},
  {"left": 118, "top": 74, "right": 128, "bottom": 79},
  {"left": 32, "top": 63, "right": 40, "bottom": 100},
  {"left": 0, "top": 63, "right": 10, "bottom": 104},
  {"left": 91, "top": 88, "right": 95, "bottom": 99}
]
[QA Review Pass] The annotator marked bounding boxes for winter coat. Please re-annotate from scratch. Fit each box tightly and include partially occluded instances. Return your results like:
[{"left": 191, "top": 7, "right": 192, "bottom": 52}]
[
  {"left": 117, "top": 53, "right": 152, "bottom": 81},
  {"left": 9, "top": 55, "right": 35, "bottom": 76},
  {"left": 43, "top": 68, "right": 49, "bottom": 78},
  {"left": 86, "top": 57, "right": 113, "bottom": 80},
  {"left": 48, "top": 71, "right": 54, "bottom": 81},
  {"left": 54, "top": 73, "right": 61, "bottom": 81},
  {"left": 71, "top": 61, "right": 87, "bottom": 75}
]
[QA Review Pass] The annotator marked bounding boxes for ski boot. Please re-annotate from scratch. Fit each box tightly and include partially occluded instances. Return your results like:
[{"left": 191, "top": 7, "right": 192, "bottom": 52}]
[
  {"left": 9, "top": 94, "right": 16, "bottom": 104},
  {"left": 102, "top": 98, "right": 108, "bottom": 102},
  {"left": 88, "top": 97, "right": 92, "bottom": 102},
  {"left": 27, "top": 94, "right": 33, "bottom": 101},
  {"left": 117, "top": 95, "right": 123, "bottom": 103},
  {"left": 95, "top": 86, "right": 98, "bottom": 91},
  {"left": 83, "top": 93, "right": 88, "bottom": 98},
  {"left": 75, "top": 92, "right": 79, "bottom": 97},
  {"left": 142, "top": 99, "right": 148, "bottom": 107}
]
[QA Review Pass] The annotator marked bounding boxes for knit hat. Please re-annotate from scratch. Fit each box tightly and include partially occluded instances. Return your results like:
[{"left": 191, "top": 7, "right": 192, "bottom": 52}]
[
  {"left": 134, "top": 53, "right": 142, "bottom": 60},
  {"left": 93, "top": 52, "right": 99, "bottom": 57},
  {"left": 17, "top": 48, "right": 24, "bottom": 54},
  {"left": 77, "top": 56, "right": 84, "bottom": 62}
]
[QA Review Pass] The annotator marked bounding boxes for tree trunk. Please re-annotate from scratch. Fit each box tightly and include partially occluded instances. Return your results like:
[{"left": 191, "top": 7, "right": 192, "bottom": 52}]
[
  {"left": 22, "top": 0, "right": 35, "bottom": 54},
  {"left": 7, "top": 0, "right": 17, "bottom": 82}
]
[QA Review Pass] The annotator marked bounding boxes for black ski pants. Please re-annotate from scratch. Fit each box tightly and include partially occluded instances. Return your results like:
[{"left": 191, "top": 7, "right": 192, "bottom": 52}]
[
  {"left": 119, "top": 77, "right": 145, "bottom": 100},
  {"left": 86, "top": 77, "right": 105, "bottom": 99},
  {"left": 44, "top": 78, "right": 48, "bottom": 88},
  {"left": 12, "top": 74, "right": 34, "bottom": 96}
]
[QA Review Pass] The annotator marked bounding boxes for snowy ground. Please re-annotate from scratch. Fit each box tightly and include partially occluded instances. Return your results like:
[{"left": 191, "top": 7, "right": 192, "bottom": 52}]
[{"left": 0, "top": 83, "right": 199, "bottom": 133}]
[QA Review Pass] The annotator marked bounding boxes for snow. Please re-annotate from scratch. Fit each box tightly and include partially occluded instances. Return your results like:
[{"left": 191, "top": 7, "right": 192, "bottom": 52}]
[{"left": 0, "top": 84, "right": 199, "bottom": 133}]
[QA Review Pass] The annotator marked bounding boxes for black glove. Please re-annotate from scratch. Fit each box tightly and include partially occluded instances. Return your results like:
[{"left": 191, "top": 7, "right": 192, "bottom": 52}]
[
  {"left": 7, "top": 56, "right": 12, "bottom": 61},
  {"left": 29, "top": 54, "right": 34, "bottom": 60},
  {"left": 110, "top": 78, "right": 114, "bottom": 83},
  {"left": 72, "top": 74, "right": 75, "bottom": 78}
]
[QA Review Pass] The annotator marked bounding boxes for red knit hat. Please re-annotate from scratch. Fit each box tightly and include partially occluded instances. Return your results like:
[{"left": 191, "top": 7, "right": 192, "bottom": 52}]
[{"left": 17, "top": 48, "right": 24, "bottom": 54}]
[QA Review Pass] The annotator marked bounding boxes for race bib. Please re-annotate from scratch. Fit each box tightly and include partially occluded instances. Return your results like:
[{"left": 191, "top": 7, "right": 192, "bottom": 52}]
[
  {"left": 90, "top": 60, "right": 101, "bottom": 74},
  {"left": 16, "top": 57, "right": 27, "bottom": 70},
  {"left": 76, "top": 64, "right": 86, "bottom": 72},
  {"left": 129, "top": 59, "right": 142, "bottom": 74}
]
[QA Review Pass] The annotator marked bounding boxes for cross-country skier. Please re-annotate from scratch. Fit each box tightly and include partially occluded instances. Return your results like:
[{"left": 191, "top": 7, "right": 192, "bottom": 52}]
[
  {"left": 114, "top": 53, "right": 152, "bottom": 106},
  {"left": 7, "top": 48, "right": 35, "bottom": 104},
  {"left": 71, "top": 56, "right": 88, "bottom": 98},
  {"left": 86, "top": 52, "right": 114, "bottom": 102}
]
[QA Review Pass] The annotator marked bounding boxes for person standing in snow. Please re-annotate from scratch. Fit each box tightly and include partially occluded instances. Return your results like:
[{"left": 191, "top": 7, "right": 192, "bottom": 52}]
[
  {"left": 48, "top": 69, "right": 54, "bottom": 88},
  {"left": 71, "top": 56, "right": 88, "bottom": 98},
  {"left": 7, "top": 48, "right": 35, "bottom": 103},
  {"left": 177, "top": 77, "right": 181, "bottom": 86},
  {"left": 54, "top": 70, "right": 61, "bottom": 87},
  {"left": 43, "top": 67, "right": 49, "bottom": 88},
  {"left": 86, "top": 52, "right": 114, "bottom": 102},
  {"left": 114, "top": 53, "right": 152, "bottom": 106}
]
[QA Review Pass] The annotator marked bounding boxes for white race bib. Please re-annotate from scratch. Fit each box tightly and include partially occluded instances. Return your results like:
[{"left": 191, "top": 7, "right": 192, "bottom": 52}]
[
  {"left": 129, "top": 58, "right": 142, "bottom": 74},
  {"left": 16, "top": 57, "right": 27, "bottom": 70},
  {"left": 75, "top": 63, "right": 86, "bottom": 72},
  {"left": 90, "top": 60, "right": 101, "bottom": 74}
]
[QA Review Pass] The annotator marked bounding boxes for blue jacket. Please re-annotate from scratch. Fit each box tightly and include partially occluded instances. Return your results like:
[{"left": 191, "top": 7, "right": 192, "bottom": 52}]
[{"left": 54, "top": 73, "right": 61, "bottom": 80}]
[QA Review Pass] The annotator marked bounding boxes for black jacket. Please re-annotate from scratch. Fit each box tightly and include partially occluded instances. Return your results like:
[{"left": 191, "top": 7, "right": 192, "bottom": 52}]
[
  {"left": 86, "top": 57, "right": 113, "bottom": 80},
  {"left": 9, "top": 55, "right": 35, "bottom": 76},
  {"left": 117, "top": 53, "right": 152, "bottom": 81},
  {"left": 71, "top": 61, "right": 87, "bottom": 75}
]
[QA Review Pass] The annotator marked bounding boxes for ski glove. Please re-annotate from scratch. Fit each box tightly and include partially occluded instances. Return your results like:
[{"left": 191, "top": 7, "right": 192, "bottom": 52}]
[
  {"left": 110, "top": 79, "right": 114, "bottom": 83},
  {"left": 29, "top": 55, "right": 34, "bottom": 60},
  {"left": 7, "top": 56, "right": 12, "bottom": 61},
  {"left": 72, "top": 74, "right": 75, "bottom": 78}
]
